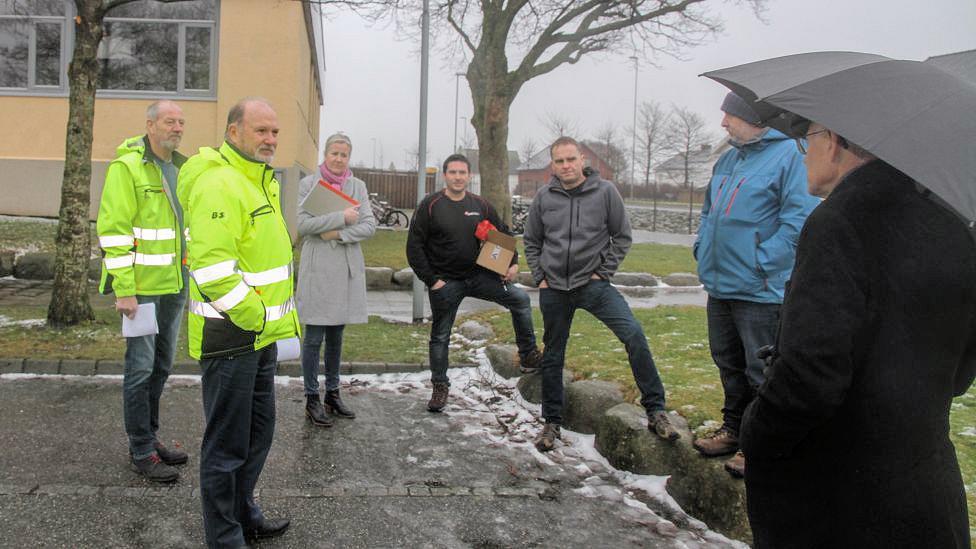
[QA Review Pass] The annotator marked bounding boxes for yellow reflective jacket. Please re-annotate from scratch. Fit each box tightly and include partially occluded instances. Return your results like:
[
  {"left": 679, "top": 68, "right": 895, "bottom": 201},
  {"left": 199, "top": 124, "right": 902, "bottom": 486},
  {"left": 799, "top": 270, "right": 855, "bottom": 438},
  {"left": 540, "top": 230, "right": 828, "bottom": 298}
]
[
  {"left": 96, "top": 135, "right": 186, "bottom": 297},
  {"left": 177, "top": 142, "right": 300, "bottom": 359}
]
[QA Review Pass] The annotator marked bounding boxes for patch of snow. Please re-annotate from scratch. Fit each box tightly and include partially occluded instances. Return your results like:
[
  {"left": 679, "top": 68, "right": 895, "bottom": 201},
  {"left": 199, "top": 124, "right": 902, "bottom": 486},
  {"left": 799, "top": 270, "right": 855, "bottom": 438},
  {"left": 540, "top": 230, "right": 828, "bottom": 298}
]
[
  {"left": 958, "top": 426, "right": 976, "bottom": 437},
  {"left": 0, "top": 315, "right": 46, "bottom": 328}
]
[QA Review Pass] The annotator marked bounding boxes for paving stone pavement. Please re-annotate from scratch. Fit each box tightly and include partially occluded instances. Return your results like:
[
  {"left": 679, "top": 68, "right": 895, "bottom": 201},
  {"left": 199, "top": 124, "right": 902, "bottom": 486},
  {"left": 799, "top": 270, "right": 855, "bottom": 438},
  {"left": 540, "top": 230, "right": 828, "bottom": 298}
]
[{"left": 0, "top": 374, "right": 741, "bottom": 548}]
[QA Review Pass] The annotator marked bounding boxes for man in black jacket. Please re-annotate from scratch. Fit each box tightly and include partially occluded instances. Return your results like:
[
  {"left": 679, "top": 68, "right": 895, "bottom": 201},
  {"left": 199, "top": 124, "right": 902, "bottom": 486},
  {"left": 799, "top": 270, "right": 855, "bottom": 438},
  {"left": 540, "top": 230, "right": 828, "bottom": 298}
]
[
  {"left": 407, "top": 154, "right": 542, "bottom": 412},
  {"left": 741, "top": 122, "right": 976, "bottom": 547}
]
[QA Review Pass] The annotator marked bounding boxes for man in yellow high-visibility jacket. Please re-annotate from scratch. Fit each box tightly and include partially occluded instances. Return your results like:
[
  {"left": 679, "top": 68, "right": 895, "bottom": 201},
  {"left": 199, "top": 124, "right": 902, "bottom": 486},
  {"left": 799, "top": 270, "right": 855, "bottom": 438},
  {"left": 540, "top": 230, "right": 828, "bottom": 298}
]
[
  {"left": 96, "top": 100, "right": 188, "bottom": 484},
  {"left": 178, "top": 98, "right": 298, "bottom": 548}
]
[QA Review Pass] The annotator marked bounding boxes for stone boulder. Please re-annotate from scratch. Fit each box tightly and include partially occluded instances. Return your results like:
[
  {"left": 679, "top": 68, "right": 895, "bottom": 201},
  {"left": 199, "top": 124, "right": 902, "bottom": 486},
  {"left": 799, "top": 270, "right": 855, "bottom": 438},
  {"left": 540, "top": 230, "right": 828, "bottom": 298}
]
[
  {"left": 0, "top": 250, "right": 14, "bottom": 277},
  {"left": 516, "top": 272, "right": 536, "bottom": 288},
  {"left": 14, "top": 252, "right": 55, "bottom": 280},
  {"left": 610, "top": 272, "right": 658, "bottom": 287},
  {"left": 662, "top": 272, "right": 700, "bottom": 287},
  {"left": 88, "top": 257, "right": 102, "bottom": 281},
  {"left": 393, "top": 268, "right": 415, "bottom": 288},
  {"left": 458, "top": 320, "right": 493, "bottom": 341},
  {"left": 485, "top": 344, "right": 519, "bottom": 379},
  {"left": 364, "top": 267, "right": 396, "bottom": 290},
  {"left": 595, "top": 403, "right": 750, "bottom": 543},
  {"left": 516, "top": 369, "right": 574, "bottom": 404},
  {"left": 616, "top": 286, "right": 658, "bottom": 298},
  {"left": 562, "top": 380, "right": 625, "bottom": 434}
]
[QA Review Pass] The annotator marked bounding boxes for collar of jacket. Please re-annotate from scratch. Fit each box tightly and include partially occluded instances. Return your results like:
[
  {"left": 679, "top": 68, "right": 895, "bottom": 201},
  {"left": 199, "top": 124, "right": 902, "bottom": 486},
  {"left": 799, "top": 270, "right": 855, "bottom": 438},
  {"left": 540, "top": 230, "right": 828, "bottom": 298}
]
[
  {"left": 730, "top": 127, "right": 791, "bottom": 158},
  {"left": 218, "top": 141, "right": 273, "bottom": 182},
  {"left": 546, "top": 167, "right": 602, "bottom": 196},
  {"left": 139, "top": 135, "right": 188, "bottom": 168}
]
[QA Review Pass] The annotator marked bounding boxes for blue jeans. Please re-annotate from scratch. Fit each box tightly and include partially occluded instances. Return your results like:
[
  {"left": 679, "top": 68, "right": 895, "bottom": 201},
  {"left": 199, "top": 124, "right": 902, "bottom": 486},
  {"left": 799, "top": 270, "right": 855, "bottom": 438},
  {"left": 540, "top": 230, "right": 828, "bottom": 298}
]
[
  {"left": 199, "top": 344, "right": 277, "bottom": 549},
  {"left": 427, "top": 270, "right": 537, "bottom": 385},
  {"left": 123, "top": 280, "right": 187, "bottom": 460},
  {"left": 301, "top": 324, "right": 345, "bottom": 394},
  {"left": 706, "top": 296, "right": 780, "bottom": 434},
  {"left": 539, "top": 279, "right": 666, "bottom": 423}
]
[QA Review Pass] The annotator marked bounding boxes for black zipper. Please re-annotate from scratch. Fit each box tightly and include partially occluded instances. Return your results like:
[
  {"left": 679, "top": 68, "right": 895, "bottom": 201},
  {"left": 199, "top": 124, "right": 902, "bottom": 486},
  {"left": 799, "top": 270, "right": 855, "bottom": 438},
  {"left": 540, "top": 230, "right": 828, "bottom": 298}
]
[{"left": 566, "top": 195, "right": 575, "bottom": 284}]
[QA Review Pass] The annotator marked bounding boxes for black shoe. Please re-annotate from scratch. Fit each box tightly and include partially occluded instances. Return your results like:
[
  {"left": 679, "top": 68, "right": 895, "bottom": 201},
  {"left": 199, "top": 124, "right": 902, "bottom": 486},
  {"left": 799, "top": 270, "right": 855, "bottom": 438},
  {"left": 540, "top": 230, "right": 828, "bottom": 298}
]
[
  {"left": 244, "top": 518, "right": 290, "bottom": 542},
  {"left": 153, "top": 441, "right": 188, "bottom": 466},
  {"left": 305, "top": 394, "right": 334, "bottom": 427},
  {"left": 324, "top": 389, "right": 356, "bottom": 419},
  {"left": 534, "top": 422, "right": 561, "bottom": 452},
  {"left": 427, "top": 382, "right": 449, "bottom": 412},
  {"left": 519, "top": 348, "right": 544, "bottom": 374},
  {"left": 130, "top": 453, "right": 179, "bottom": 483}
]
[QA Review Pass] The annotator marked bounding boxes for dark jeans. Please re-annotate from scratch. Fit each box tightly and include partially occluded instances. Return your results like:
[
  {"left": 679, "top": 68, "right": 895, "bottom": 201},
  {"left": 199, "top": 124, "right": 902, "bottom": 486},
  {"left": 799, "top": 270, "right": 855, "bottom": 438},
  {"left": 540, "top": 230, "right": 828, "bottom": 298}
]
[
  {"left": 427, "top": 270, "right": 537, "bottom": 385},
  {"left": 706, "top": 296, "right": 780, "bottom": 434},
  {"left": 301, "top": 324, "right": 345, "bottom": 394},
  {"left": 539, "top": 279, "right": 666, "bottom": 423},
  {"left": 199, "top": 344, "right": 277, "bottom": 549},
  {"left": 124, "top": 283, "right": 187, "bottom": 460}
]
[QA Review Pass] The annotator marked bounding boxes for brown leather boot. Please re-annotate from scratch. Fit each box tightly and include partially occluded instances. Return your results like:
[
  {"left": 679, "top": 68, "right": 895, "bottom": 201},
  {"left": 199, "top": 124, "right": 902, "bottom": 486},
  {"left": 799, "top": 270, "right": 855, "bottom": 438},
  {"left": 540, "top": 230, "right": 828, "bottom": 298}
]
[
  {"left": 324, "top": 389, "right": 356, "bottom": 419},
  {"left": 693, "top": 426, "right": 739, "bottom": 456},
  {"left": 427, "top": 382, "right": 450, "bottom": 412},
  {"left": 724, "top": 451, "right": 745, "bottom": 478}
]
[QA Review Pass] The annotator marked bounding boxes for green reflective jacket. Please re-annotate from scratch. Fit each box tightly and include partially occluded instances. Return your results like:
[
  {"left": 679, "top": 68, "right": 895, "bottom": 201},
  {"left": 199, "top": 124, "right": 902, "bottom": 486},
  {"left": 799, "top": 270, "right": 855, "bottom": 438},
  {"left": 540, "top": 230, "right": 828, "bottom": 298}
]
[
  {"left": 177, "top": 142, "right": 300, "bottom": 360},
  {"left": 96, "top": 135, "right": 186, "bottom": 297}
]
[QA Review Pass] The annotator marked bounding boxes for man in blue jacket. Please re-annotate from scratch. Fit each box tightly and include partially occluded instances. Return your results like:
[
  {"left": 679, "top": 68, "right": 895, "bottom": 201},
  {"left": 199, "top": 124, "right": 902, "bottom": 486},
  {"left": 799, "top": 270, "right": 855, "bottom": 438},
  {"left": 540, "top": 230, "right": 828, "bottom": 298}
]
[{"left": 692, "top": 93, "right": 819, "bottom": 477}]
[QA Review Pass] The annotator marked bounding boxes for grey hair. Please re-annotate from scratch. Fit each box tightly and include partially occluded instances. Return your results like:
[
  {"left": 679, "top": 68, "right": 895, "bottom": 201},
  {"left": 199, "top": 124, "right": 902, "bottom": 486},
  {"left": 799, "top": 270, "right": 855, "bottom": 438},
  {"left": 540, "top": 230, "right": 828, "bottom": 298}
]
[
  {"left": 226, "top": 97, "right": 272, "bottom": 128},
  {"left": 325, "top": 132, "right": 352, "bottom": 152},
  {"left": 146, "top": 100, "right": 177, "bottom": 121}
]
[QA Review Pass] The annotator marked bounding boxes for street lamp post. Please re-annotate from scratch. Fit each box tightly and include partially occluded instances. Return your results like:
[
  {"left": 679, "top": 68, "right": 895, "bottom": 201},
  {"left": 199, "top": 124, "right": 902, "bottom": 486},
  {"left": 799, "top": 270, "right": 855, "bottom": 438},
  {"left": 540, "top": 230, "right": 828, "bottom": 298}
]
[
  {"left": 371, "top": 137, "right": 377, "bottom": 168},
  {"left": 453, "top": 72, "right": 465, "bottom": 153},
  {"left": 412, "top": 0, "right": 430, "bottom": 323},
  {"left": 629, "top": 55, "right": 638, "bottom": 201}
]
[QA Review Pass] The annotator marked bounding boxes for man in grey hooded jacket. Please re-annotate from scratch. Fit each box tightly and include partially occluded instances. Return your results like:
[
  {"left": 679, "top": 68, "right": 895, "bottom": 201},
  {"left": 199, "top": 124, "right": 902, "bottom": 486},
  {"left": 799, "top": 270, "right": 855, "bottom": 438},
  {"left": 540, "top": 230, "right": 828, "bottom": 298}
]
[{"left": 524, "top": 136, "right": 678, "bottom": 452}]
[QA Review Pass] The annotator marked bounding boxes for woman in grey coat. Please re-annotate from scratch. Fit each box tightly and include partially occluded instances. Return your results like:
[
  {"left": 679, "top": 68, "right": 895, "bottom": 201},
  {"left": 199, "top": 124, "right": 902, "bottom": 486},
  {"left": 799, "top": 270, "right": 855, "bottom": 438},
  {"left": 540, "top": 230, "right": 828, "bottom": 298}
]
[{"left": 297, "top": 133, "right": 376, "bottom": 426}]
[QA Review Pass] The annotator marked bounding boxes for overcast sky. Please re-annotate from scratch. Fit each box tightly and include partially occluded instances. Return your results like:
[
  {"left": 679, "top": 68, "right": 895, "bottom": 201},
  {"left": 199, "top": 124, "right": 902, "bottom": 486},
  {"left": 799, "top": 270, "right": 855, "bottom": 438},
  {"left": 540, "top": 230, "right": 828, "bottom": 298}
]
[{"left": 318, "top": 0, "right": 976, "bottom": 171}]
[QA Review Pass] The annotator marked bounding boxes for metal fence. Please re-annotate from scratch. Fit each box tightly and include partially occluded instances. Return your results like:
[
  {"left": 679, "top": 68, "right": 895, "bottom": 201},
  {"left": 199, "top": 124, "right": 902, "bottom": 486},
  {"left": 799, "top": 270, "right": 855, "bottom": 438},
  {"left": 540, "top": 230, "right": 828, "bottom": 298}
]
[{"left": 356, "top": 168, "right": 437, "bottom": 209}]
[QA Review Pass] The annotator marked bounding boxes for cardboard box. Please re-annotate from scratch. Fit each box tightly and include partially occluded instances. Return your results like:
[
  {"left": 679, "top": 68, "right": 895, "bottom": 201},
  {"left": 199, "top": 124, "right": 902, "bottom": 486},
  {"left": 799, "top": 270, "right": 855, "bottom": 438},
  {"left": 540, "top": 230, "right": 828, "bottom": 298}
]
[{"left": 476, "top": 230, "right": 517, "bottom": 276}]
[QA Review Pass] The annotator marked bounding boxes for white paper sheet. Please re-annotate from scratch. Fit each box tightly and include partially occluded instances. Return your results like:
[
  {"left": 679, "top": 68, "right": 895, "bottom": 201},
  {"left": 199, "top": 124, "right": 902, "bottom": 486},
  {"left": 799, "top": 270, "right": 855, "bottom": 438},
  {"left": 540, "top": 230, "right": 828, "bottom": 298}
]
[{"left": 121, "top": 302, "right": 159, "bottom": 338}]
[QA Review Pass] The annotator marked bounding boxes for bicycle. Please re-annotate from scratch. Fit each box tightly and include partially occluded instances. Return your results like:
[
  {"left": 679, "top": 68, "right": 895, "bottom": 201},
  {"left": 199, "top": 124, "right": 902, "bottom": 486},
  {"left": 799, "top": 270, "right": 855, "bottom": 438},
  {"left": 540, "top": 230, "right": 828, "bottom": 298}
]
[
  {"left": 510, "top": 195, "right": 530, "bottom": 234},
  {"left": 369, "top": 193, "right": 410, "bottom": 229}
]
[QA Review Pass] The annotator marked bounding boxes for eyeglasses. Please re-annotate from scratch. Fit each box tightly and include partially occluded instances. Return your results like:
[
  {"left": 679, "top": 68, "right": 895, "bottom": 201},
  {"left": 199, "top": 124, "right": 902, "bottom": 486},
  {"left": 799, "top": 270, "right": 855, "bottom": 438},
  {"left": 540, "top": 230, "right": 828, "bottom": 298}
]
[{"left": 795, "top": 129, "right": 829, "bottom": 154}]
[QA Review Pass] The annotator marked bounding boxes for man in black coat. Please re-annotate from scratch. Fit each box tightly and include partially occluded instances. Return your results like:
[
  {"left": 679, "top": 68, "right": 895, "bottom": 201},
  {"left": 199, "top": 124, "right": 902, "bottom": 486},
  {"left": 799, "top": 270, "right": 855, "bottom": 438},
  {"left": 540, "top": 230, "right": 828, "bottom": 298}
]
[{"left": 741, "top": 121, "right": 976, "bottom": 548}]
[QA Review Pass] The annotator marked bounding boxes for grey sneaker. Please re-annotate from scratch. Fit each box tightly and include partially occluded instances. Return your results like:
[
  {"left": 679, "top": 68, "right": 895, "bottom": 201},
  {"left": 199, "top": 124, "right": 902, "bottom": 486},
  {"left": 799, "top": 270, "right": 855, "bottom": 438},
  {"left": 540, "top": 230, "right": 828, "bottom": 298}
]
[
  {"left": 647, "top": 410, "right": 680, "bottom": 441},
  {"left": 534, "top": 422, "right": 561, "bottom": 452},
  {"left": 519, "top": 349, "right": 544, "bottom": 374},
  {"left": 131, "top": 453, "right": 179, "bottom": 483},
  {"left": 427, "top": 382, "right": 450, "bottom": 412}
]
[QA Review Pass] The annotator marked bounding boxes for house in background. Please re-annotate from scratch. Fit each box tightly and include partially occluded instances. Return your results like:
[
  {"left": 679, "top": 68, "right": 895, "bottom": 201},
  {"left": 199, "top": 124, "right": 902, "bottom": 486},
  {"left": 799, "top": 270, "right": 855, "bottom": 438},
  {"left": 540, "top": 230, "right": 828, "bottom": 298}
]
[
  {"left": 0, "top": 0, "right": 324, "bottom": 234},
  {"left": 457, "top": 148, "right": 521, "bottom": 195},
  {"left": 515, "top": 142, "right": 614, "bottom": 198},
  {"left": 654, "top": 139, "right": 730, "bottom": 195}
]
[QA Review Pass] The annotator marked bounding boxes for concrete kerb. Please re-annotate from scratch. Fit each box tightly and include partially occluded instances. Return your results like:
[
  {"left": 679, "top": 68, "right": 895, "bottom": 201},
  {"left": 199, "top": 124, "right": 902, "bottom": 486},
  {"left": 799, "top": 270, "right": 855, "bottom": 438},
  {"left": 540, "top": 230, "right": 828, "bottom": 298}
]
[
  {"left": 487, "top": 344, "right": 751, "bottom": 544},
  {"left": 11, "top": 359, "right": 475, "bottom": 376}
]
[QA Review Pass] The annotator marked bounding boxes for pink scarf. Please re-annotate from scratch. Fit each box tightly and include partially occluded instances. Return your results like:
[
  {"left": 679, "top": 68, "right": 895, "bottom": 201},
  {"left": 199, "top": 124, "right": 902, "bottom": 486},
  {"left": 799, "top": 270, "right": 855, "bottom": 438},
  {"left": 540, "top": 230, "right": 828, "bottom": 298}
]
[{"left": 320, "top": 163, "right": 351, "bottom": 190}]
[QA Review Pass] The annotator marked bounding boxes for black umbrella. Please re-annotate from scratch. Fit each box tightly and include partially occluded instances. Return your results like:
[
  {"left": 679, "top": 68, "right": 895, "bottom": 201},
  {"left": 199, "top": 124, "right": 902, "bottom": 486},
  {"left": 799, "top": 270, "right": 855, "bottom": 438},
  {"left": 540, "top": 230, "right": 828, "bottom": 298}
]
[{"left": 702, "top": 51, "right": 976, "bottom": 227}]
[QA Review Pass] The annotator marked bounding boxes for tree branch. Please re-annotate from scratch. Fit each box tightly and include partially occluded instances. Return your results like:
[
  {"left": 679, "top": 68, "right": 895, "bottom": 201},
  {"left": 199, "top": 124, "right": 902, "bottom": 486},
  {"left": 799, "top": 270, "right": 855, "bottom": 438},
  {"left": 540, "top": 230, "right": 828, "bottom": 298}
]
[{"left": 447, "top": 0, "right": 477, "bottom": 53}]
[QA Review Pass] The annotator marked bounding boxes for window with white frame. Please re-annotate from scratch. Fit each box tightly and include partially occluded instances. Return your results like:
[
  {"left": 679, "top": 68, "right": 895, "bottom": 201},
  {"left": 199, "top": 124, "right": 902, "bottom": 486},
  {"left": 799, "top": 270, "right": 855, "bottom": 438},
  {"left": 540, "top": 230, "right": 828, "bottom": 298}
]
[{"left": 0, "top": 0, "right": 218, "bottom": 97}]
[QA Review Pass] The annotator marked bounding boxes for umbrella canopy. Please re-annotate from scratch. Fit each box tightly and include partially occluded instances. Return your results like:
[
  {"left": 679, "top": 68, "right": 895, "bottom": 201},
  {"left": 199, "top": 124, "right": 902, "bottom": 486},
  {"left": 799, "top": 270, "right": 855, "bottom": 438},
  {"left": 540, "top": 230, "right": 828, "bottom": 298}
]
[{"left": 702, "top": 51, "right": 976, "bottom": 227}]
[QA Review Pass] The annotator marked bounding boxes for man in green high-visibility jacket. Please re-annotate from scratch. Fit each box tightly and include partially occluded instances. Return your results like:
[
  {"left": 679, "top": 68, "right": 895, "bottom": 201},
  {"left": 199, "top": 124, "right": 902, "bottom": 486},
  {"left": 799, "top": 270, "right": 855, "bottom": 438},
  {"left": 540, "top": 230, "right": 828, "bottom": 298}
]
[
  {"left": 96, "top": 100, "right": 189, "bottom": 484},
  {"left": 178, "top": 98, "right": 298, "bottom": 548}
]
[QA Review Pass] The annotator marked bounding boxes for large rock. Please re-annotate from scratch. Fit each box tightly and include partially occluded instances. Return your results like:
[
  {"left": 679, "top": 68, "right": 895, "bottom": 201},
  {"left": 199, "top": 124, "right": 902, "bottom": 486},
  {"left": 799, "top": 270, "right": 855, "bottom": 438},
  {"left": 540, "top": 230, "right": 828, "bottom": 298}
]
[
  {"left": 13, "top": 252, "right": 55, "bottom": 280},
  {"left": 88, "top": 257, "right": 102, "bottom": 281},
  {"left": 595, "top": 403, "right": 750, "bottom": 543},
  {"left": 485, "top": 344, "right": 519, "bottom": 379},
  {"left": 0, "top": 250, "right": 14, "bottom": 277},
  {"left": 392, "top": 267, "right": 415, "bottom": 287},
  {"left": 662, "top": 272, "right": 700, "bottom": 287},
  {"left": 616, "top": 285, "right": 658, "bottom": 298},
  {"left": 516, "top": 369, "right": 574, "bottom": 404},
  {"left": 364, "top": 267, "right": 396, "bottom": 290},
  {"left": 516, "top": 271, "right": 536, "bottom": 288},
  {"left": 610, "top": 272, "right": 658, "bottom": 287},
  {"left": 562, "top": 380, "right": 625, "bottom": 434},
  {"left": 458, "top": 320, "right": 493, "bottom": 341}
]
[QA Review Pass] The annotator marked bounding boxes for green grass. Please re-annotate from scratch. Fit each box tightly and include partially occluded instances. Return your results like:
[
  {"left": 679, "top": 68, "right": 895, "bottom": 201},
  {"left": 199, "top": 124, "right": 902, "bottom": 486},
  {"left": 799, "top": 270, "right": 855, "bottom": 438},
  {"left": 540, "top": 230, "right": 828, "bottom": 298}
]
[
  {"left": 362, "top": 229, "right": 697, "bottom": 277},
  {"left": 0, "top": 306, "right": 464, "bottom": 365},
  {"left": 469, "top": 306, "right": 976, "bottom": 536}
]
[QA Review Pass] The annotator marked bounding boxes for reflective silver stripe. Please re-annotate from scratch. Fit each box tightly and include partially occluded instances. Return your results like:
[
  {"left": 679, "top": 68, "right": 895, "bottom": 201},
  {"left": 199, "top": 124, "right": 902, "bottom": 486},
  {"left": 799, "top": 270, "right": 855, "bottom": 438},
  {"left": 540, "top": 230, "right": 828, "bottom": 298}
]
[
  {"left": 134, "top": 253, "right": 175, "bottom": 266},
  {"left": 99, "top": 234, "right": 134, "bottom": 248},
  {"left": 210, "top": 281, "right": 250, "bottom": 312},
  {"left": 264, "top": 298, "right": 295, "bottom": 321},
  {"left": 184, "top": 227, "right": 192, "bottom": 242},
  {"left": 133, "top": 227, "right": 177, "bottom": 241},
  {"left": 191, "top": 260, "right": 238, "bottom": 285},
  {"left": 189, "top": 300, "right": 223, "bottom": 319},
  {"left": 104, "top": 254, "right": 134, "bottom": 269},
  {"left": 189, "top": 297, "right": 295, "bottom": 321},
  {"left": 240, "top": 264, "right": 291, "bottom": 286}
]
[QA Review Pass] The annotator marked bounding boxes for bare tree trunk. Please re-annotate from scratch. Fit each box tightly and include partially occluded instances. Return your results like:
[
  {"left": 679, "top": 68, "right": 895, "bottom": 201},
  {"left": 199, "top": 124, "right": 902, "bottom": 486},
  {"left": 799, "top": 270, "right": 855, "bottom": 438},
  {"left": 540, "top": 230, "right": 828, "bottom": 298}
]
[{"left": 48, "top": 4, "right": 102, "bottom": 327}]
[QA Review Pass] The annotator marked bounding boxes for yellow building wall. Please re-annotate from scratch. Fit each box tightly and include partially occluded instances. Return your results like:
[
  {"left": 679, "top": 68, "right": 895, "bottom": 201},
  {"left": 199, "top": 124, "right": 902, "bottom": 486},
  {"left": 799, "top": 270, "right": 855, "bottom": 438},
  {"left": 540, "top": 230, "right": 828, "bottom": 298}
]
[{"left": 0, "top": 0, "right": 321, "bottom": 229}]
